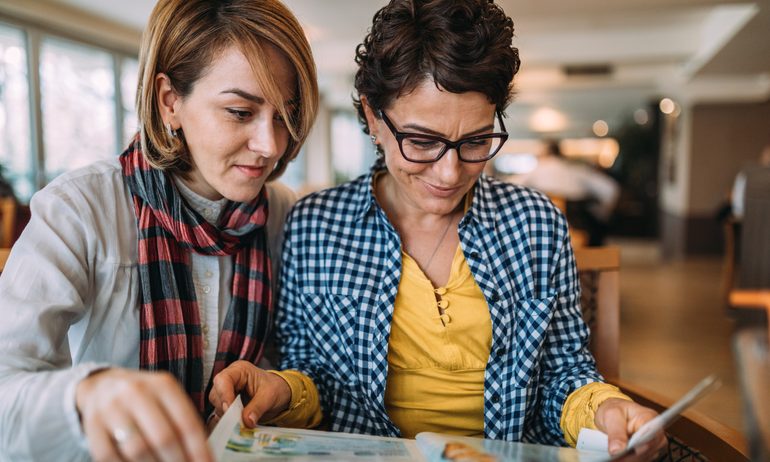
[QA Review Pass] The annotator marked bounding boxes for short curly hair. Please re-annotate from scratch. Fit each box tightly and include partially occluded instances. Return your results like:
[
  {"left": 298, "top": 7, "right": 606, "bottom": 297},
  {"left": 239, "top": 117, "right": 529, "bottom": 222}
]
[{"left": 353, "top": 0, "right": 520, "bottom": 135}]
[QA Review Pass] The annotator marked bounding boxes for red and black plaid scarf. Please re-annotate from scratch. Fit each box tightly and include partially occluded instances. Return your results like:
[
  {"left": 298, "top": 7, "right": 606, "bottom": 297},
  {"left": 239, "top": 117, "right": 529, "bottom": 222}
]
[{"left": 120, "top": 137, "right": 272, "bottom": 413}]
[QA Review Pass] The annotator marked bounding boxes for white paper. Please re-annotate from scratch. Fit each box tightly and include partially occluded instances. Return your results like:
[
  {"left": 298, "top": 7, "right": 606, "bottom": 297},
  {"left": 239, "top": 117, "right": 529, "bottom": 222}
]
[{"left": 576, "top": 428, "right": 609, "bottom": 453}]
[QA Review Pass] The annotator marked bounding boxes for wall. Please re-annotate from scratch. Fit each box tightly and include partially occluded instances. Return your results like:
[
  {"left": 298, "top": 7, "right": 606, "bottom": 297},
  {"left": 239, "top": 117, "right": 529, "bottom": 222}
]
[{"left": 660, "top": 99, "right": 770, "bottom": 257}]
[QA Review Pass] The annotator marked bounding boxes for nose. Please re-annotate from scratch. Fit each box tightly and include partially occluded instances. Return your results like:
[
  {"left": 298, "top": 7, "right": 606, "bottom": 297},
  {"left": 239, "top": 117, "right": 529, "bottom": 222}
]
[
  {"left": 246, "top": 114, "right": 280, "bottom": 159},
  {"left": 433, "top": 147, "right": 462, "bottom": 184}
]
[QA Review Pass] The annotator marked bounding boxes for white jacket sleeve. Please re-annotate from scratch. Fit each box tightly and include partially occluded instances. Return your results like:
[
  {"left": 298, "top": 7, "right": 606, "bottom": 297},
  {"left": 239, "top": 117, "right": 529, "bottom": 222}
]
[{"left": 0, "top": 185, "right": 108, "bottom": 461}]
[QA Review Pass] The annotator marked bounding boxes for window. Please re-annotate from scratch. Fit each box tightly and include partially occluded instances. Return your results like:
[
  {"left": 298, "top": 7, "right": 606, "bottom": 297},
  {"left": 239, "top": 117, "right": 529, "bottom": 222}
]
[
  {"left": 41, "top": 38, "right": 117, "bottom": 181},
  {"left": 0, "top": 20, "right": 138, "bottom": 203},
  {"left": 121, "top": 58, "right": 139, "bottom": 146},
  {"left": 331, "top": 110, "right": 375, "bottom": 184},
  {"left": 0, "top": 23, "right": 32, "bottom": 202}
]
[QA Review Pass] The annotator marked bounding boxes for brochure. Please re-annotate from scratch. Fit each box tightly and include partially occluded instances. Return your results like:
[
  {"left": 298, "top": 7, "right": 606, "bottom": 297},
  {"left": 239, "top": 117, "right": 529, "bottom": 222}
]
[
  {"left": 208, "top": 397, "right": 609, "bottom": 462},
  {"left": 208, "top": 375, "right": 721, "bottom": 461}
]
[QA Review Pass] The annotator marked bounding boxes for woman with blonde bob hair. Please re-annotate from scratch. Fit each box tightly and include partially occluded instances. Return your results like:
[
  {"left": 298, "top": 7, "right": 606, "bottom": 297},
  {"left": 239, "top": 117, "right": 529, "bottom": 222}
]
[{"left": 0, "top": 0, "right": 317, "bottom": 461}]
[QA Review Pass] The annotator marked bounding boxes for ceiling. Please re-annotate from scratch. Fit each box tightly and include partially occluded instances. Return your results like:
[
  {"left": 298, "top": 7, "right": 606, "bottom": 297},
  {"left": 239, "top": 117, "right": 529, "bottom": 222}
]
[{"left": 47, "top": 0, "right": 770, "bottom": 139}]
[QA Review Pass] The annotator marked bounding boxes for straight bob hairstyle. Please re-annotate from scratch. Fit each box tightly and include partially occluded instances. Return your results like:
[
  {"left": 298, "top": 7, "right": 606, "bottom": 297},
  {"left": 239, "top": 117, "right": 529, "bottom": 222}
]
[
  {"left": 136, "top": 0, "right": 319, "bottom": 181},
  {"left": 353, "top": 0, "right": 520, "bottom": 136}
]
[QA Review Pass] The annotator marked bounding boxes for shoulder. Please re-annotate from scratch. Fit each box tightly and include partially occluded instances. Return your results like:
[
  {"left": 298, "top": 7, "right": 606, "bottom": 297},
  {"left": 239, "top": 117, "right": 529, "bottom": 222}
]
[
  {"left": 32, "top": 159, "right": 129, "bottom": 210},
  {"left": 265, "top": 181, "right": 297, "bottom": 219},
  {"left": 481, "top": 175, "right": 561, "bottom": 219},
  {"left": 288, "top": 175, "right": 368, "bottom": 224}
]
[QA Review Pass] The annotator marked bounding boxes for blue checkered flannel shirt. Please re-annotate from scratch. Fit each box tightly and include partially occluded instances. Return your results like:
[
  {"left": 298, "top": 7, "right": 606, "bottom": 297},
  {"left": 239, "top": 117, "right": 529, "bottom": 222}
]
[{"left": 276, "top": 164, "right": 602, "bottom": 445}]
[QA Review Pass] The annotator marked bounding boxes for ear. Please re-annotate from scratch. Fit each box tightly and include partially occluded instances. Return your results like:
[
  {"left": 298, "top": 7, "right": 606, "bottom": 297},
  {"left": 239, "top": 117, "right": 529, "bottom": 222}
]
[
  {"left": 155, "top": 73, "right": 182, "bottom": 129},
  {"left": 360, "top": 95, "right": 380, "bottom": 138}
]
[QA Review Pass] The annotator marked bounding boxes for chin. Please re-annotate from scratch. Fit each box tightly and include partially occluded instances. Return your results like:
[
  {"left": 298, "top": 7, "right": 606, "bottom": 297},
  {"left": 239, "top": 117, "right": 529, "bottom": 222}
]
[{"left": 222, "top": 187, "right": 263, "bottom": 203}]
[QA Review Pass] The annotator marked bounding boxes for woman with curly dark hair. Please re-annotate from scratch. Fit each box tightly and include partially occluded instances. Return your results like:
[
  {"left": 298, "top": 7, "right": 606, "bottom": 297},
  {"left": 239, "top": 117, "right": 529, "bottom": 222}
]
[{"left": 214, "top": 1, "right": 666, "bottom": 458}]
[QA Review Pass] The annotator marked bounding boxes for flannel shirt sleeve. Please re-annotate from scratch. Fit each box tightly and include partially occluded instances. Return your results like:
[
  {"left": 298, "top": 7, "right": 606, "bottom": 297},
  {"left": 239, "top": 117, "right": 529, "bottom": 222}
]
[{"left": 525, "top": 218, "right": 605, "bottom": 444}]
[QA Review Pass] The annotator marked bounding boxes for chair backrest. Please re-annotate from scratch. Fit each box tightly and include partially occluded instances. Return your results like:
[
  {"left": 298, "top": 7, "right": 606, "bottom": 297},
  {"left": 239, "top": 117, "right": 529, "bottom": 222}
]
[
  {"left": 574, "top": 245, "right": 620, "bottom": 380},
  {"left": 0, "top": 197, "right": 17, "bottom": 248}
]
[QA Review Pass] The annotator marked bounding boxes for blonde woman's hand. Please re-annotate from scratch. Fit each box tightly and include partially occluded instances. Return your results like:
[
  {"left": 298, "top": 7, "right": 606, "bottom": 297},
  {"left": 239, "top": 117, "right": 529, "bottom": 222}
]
[
  {"left": 75, "top": 368, "right": 213, "bottom": 462},
  {"left": 209, "top": 360, "right": 292, "bottom": 427}
]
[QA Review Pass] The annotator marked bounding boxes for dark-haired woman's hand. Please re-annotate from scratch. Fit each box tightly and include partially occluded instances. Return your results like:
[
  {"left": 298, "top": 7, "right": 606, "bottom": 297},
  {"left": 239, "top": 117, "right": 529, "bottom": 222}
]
[
  {"left": 209, "top": 360, "right": 292, "bottom": 427},
  {"left": 595, "top": 398, "right": 668, "bottom": 461},
  {"left": 75, "top": 368, "right": 214, "bottom": 462}
]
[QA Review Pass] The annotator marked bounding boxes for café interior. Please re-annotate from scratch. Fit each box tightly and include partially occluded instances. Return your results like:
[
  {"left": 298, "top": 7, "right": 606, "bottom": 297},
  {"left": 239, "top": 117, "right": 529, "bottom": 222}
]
[{"left": 0, "top": 0, "right": 768, "bottom": 460}]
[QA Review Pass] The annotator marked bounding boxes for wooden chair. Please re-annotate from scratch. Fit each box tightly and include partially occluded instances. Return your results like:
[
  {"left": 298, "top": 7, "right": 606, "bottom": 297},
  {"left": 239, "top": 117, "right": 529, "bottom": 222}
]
[
  {"left": 575, "top": 245, "right": 621, "bottom": 380},
  {"left": 0, "top": 197, "right": 17, "bottom": 248},
  {"left": 615, "top": 379, "right": 749, "bottom": 461},
  {"left": 575, "top": 246, "right": 750, "bottom": 461},
  {"left": 0, "top": 247, "right": 9, "bottom": 274},
  {"left": 729, "top": 290, "right": 770, "bottom": 333},
  {"left": 721, "top": 216, "right": 740, "bottom": 303}
]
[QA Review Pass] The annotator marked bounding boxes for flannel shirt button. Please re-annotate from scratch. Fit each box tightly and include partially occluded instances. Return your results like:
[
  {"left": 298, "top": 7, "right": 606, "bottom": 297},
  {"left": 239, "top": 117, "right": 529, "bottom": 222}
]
[
  {"left": 496, "top": 347, "right": 506, "bottom": 357},
  {"left": 489, "top": 293, "right": 500, "bottom": 302},
  {"left": 203, "top": 285, "right": 211, "bottom": 294},
  {"left": 470, "top": 251, "right": 479, "bottom": 259},
  {"left": 437, "top": 299, "right": 449, "bottom": 309},
  {"left": 434, "top": 287, "right": 447, "bottom": 296},
  {"left": 204, "top": 270, "right": 213, "bottom": 278},
  {"left": 491, "top": 393, "right": 501, "bottom": 404}
]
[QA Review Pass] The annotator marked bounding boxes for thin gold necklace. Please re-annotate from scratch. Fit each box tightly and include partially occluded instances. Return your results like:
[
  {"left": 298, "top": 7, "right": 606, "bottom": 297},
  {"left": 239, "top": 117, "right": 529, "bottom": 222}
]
[{"left": 422, "top": 215, "right": 454, "bottom": 271}]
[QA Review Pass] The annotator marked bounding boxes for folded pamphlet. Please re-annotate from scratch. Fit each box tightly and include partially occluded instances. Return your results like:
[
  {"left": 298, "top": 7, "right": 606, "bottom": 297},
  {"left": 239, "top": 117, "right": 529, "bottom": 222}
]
[{"left": 208, "top": 397, "right": 611, "bottom": 461}]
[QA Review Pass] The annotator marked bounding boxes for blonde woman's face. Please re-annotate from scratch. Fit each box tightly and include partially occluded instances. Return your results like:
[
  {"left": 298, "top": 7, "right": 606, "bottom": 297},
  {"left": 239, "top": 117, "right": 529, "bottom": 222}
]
[{"left": 172, "top": 44, "right": 295, "bottom": 202}]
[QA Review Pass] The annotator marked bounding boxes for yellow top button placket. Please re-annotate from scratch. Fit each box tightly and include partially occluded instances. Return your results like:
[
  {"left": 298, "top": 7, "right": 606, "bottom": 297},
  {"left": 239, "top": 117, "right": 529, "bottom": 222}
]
[{"left": 435, "top": 288, "right": 450, "bottom": 326}]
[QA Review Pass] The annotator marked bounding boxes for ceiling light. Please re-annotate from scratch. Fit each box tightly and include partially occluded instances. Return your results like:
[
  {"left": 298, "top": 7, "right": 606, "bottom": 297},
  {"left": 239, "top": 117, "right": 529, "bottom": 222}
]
[
  {"left": 529, "top": 107, "right": 568, "bottom": 133},
  {"left": 633, "top": 109, "right": 649, "bottom": 125},
  {"left": 592, "top": 120, "right": 609, "bottom": 137},
  {"left": 659, "top": 98, "right": 676, "bottom": 115}
]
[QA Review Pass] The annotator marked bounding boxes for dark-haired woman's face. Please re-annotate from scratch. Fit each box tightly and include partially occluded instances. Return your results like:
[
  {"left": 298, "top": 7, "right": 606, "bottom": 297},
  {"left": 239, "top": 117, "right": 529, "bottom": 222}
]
[{"left": 370, "top": 79, "right": 496, "bottom": 218}]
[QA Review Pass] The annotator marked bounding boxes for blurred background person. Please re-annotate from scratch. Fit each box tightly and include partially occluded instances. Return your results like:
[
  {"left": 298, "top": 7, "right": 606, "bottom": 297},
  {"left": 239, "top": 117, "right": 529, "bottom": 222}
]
[
  {"left": 731, "top": 144, "right": 770, "bottom": 221},
  {"left": 514, "top": 139, "right": 620, "bottom": 246}
]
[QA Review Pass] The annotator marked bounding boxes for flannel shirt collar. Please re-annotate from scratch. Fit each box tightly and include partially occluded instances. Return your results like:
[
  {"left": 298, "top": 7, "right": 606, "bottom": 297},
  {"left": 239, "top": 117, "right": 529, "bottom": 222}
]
[{"left": 352, "top": 158, "right": 499, "bottom": 230}]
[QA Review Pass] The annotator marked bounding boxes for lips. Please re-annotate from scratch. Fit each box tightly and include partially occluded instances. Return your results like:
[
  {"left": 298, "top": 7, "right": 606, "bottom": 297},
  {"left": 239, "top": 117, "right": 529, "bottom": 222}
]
[
  {"left": 235, "top": 165, "right": 266, "bottom": 178},
  {"left": 421, "top": 180, "right": 462, "bottom": 198}
]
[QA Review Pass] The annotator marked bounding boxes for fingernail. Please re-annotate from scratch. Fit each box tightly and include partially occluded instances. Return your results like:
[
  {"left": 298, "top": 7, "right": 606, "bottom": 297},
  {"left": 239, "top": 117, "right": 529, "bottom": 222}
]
[
  {"left": 248, "top": 413, "right": 257, "bottom": 426},
  {"left": 222, "top": 402, "right": 229, "bottom": 413},
  {"left": 609, "top": 442, "right": 624, "bottom": 454}
]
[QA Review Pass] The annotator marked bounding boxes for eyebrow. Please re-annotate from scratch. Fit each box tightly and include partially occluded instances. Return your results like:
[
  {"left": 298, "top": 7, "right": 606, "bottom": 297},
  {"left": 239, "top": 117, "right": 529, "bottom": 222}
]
[
  {"left": 221, "top": 88, "right": 266, "bottom": 105},
  {"left": 221, "top": 88, "right": 299, "bottom": 110},
  {"left": 400, "top": 121, "right": 495, "bottom": 138}
]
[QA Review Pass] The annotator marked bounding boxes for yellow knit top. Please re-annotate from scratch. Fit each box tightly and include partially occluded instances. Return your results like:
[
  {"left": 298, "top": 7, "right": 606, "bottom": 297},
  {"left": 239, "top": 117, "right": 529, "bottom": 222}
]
[{"left": 384, "top": 245, "right": 492, "bottom": 437}]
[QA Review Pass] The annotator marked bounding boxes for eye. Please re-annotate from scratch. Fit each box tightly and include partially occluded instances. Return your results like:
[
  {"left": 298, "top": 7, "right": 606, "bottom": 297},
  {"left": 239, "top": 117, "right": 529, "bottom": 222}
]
[
  {"left": 273, "top": 112, "right": 287, "bottom": 126},
  {"left": 226, "top": 108, "right": 252, "bottom": 121},
  {"left": 466, "top": 139, "right": 491, "bottom": 147},
  {"left": 406, "top": 138, "right": 440, "bottom": 150}
]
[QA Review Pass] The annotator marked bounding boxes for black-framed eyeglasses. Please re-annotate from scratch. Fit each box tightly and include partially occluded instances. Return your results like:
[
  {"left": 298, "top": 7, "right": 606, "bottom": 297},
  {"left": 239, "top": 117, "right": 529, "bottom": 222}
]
[{"left": 378, "top": 110, "right": 508, "bottom": 163}]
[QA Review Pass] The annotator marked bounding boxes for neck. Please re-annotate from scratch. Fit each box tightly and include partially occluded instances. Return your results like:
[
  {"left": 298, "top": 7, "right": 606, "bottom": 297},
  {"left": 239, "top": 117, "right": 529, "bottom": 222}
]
[{"left": 375, "top": 172, "right": 463, "bottom": 229}]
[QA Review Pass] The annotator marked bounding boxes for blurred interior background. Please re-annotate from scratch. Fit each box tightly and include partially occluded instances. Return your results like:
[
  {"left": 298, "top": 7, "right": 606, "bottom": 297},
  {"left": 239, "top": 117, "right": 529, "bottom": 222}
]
[{"left": 1, "top": 0, "right": 769, "bottom": 446}]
